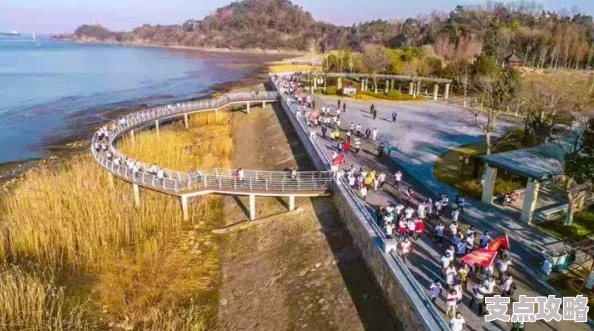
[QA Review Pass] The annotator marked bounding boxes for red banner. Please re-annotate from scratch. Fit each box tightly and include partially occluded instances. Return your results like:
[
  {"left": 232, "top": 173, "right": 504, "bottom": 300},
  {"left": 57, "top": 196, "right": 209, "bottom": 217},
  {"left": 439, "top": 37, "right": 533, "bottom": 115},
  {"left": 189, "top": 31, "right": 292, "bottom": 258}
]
[
  {"left": 461, "top": 249, "right": 498, "bottom": 268},
  {"left": 487, "top": 234, "right": 511, "bottom": 251}
]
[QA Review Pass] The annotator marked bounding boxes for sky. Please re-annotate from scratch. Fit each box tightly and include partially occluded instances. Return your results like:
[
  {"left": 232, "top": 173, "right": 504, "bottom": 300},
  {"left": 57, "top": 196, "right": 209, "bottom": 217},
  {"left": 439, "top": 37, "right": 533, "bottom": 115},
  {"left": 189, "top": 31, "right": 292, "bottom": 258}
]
[{"left": 1, "top": 0, "right": 593, "bottom": 34}]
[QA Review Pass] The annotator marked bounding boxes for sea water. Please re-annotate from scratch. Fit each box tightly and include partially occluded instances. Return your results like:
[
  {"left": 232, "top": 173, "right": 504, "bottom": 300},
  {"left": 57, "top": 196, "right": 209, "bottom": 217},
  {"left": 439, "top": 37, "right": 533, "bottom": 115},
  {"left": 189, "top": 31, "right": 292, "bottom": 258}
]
[{"left": 0, "top": 35, "right": 253, "bottom": 163}]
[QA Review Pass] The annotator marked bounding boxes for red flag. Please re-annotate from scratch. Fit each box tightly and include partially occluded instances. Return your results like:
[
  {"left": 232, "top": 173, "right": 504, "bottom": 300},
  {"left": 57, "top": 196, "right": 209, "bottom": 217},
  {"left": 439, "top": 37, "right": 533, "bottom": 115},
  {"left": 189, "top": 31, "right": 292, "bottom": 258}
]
[
  {"left": 487, "top": 234, "right": 510, "bottom": 251},
  {"left": 461, "top": 249, "right": 498, "bottom": 268}
]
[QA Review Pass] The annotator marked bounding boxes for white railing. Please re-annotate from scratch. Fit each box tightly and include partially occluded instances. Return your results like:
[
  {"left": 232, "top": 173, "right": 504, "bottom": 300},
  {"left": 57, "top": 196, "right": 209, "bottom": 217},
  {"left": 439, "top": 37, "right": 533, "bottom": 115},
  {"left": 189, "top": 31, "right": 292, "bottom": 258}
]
[{"left": 91, "top": 92, "right": 333, "bottom": 194}]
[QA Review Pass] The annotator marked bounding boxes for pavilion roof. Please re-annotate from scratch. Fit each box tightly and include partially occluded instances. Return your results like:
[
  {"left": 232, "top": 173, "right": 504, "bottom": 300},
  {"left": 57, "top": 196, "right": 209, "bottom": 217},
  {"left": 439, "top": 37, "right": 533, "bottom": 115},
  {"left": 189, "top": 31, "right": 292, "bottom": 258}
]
[{"left": 481, "top": 143, "right": 564, "bottom": 180}]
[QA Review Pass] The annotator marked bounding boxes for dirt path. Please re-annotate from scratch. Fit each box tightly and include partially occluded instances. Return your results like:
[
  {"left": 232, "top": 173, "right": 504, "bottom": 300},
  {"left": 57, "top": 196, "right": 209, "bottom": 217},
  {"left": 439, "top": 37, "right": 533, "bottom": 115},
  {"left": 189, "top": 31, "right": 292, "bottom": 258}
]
[{"left": 216, "top": 103, "right": 398, "bottom": 331}]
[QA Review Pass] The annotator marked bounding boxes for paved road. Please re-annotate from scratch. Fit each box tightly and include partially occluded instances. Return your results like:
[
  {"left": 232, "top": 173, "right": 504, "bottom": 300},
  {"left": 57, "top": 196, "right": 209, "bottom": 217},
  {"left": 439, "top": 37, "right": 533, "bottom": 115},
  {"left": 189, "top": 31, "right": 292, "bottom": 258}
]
[{"left": 311, "top": 96, "right": 590, "bottom": 331}]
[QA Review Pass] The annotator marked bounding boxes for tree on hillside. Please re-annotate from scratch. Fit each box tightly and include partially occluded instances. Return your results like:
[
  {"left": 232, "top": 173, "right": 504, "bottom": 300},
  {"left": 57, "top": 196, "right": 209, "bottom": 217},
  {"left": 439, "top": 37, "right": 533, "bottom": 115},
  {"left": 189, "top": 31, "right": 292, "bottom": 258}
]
[
  {"left": 438, "top": 34, "right": 482, "bottom": 106},
  {"left": 560, "top": 117, "right": 594, "bottom": 225},
  {"left": 360, "top": 44, "right": 391, "bottom": 93},
  {"left": 522, "top": 73, "right": 594, "bottom": 144},
  {"left": 471, "top": 67, "right": 522, "bottom": 154}
]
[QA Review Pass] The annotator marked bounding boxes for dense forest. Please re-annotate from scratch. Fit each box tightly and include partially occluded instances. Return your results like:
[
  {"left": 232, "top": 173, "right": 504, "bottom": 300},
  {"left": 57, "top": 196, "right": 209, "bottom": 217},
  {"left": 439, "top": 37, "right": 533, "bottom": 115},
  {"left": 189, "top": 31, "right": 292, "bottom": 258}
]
[{"left": 70, "top": 0, "right": 594, "bottom": 69}]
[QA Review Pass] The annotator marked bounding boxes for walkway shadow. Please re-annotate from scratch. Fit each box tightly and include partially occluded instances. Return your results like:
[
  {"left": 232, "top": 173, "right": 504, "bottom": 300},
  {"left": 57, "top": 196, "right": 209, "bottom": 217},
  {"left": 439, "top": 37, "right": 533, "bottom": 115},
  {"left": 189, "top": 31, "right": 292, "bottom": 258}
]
[
  {"left": 269, "top": 102, "right": 315, "bottom": 171},
  {"left": 311, "top": 197, "right": 399, "bottom": 331},
  {"left": 233, "top": 196, "right": 250, "bottom": 219}
]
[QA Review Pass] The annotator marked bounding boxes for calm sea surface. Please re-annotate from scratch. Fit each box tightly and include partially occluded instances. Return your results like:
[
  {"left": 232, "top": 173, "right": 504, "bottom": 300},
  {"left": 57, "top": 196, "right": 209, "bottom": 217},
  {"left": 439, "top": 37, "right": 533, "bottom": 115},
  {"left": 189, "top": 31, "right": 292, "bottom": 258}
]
[{"left": 0, "top": 36, "right": 257, "bottom": 164}]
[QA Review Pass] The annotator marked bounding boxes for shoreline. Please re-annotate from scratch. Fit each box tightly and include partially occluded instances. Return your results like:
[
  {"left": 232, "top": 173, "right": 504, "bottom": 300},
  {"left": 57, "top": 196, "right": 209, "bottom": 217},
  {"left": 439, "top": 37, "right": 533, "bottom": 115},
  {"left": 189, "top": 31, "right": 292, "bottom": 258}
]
[
  {"left": 56, "top": 38, "right": 306, "bottom": 57},
  {"left": 0, "top": 59, "right": 274, "bottom": 188}
]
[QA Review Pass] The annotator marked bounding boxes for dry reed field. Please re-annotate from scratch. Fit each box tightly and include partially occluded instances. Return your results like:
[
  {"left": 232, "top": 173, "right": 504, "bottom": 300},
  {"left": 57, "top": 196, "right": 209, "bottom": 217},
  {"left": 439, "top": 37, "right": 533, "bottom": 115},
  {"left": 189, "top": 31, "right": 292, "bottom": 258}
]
[{"left": 0, "top": 112, "right": 233, "bottom": 330}]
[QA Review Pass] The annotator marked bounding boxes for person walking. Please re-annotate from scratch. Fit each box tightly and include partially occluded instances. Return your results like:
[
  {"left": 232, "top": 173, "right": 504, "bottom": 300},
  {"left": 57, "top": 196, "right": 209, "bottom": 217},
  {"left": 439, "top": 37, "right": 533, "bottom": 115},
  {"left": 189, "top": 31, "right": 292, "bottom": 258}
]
[
  {"left": 469, "top": 283, "right": 488, "bottom": 316},
  {"left": 373, "top": 109, "right": 377, "bottom": 120},
  {"left": 337, "top": 99, "right": 341, "bottom": 109},
  {"left": 370, "top": 103, "right": 375, "bottom": 115},
  {"left": 354, "top": 137, "right": 361, "bottom": 153},
  {"left": 392, "top": 111, "right": 397, "bottom": 122},
  {"left": 445, "top": 288, "right": 458, "bottom": 318},
  {"left": 450, "top": 312, "right": 465, "bottom": 331},
  {"left": 342, "top": 102, "right": 346, "bottom": 112},
  {"left": 399, "top": 237, "right": 412, "bottom": 264},
  {"left": 372, "top": 128, "right": 378, "bottom": 141},
  {"left": 377, "top": 143, "right": 384, "bottom": 157},
  {"left": 343, "top": 140, "right": 351, "bottom": 155},
  {"left": 321, "top": 125, "right": 327, "bottom": 139},
  {"left": 394, "top": 170, "right": 402, "bottom": 190},
  {"left": 434, "top": 222, "right": 445, "bottom": 245},
  {"left": 458, "top": 264, "right": 469, "bottom": 291},
  {"left": 365, "top": 128, "right": 371, "bottom": 139},
  {"left": 378, "top": 171, "right": 386, "bottom": 190},
  {"left": 360, "top": 185, "right": 368, "bottom": 201},
  {"left": 429, "top": 279, "right": 443, "bottom": 304},
  {"left": 386, "top": 144, "right": 394, "bottom": 156},
  {"left": 501, "top": 274, "right": 514, "bottom": 297},
  {"left": 414, "top": 218, "right": 425, "bottom": 240}
]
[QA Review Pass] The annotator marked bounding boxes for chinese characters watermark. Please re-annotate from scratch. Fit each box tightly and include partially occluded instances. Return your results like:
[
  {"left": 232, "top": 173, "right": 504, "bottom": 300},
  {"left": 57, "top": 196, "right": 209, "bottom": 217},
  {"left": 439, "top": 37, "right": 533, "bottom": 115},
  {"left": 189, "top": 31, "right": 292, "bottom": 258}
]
[{"left": 484, "top": 295, "right": 589, "bottom": 323}]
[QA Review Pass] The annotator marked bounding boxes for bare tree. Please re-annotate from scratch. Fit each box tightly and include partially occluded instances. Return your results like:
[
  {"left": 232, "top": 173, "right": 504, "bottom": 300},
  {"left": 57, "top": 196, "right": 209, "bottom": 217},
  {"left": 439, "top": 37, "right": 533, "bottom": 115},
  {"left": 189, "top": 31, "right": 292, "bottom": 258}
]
[
  {"left": 471, "top": 68, "right": 522, "bottom": 154},
  {"left": 558, "top": 116, "right": 594, "bottom": 225},
  {"left": 360, "top": 43, "right": 390, "bottom": 93},
  {"left": 522, "top": 72, "right": 594, "bottom": 144}
]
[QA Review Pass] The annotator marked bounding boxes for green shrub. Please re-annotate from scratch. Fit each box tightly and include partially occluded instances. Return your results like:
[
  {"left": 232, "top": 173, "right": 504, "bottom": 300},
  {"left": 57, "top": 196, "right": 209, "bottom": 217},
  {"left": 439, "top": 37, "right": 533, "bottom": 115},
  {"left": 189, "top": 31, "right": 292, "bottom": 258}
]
[
  {"left": 455, "top": 180, "right": 483, "bottom": 199},
  {"left": 493, "top": 178, "right": 522, "bottom": 195},
  {"left": 323, "top": 85, "right": 338, "bottom": 95}
]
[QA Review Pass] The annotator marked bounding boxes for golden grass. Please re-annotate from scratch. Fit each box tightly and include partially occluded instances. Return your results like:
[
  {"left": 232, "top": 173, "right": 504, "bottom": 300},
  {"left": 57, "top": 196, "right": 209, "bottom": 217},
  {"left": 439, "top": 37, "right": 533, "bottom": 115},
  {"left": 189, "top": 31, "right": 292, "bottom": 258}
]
[
  {"left": 0, "top": 265, "right": 93, "bottom": 331},
  {"left": 119, "top": 112, "right": 232, "bottom": 171},
  {"left": 0, "top": 111, "right": 234, "bottom": 330}
]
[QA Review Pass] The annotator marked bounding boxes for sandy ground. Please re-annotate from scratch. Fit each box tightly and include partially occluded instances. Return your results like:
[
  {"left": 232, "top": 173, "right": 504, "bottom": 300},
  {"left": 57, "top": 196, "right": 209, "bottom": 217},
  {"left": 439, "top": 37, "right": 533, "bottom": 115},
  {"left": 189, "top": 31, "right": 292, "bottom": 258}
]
[{"left": 216, "top": 101, "right": 398, "bottom": 331}]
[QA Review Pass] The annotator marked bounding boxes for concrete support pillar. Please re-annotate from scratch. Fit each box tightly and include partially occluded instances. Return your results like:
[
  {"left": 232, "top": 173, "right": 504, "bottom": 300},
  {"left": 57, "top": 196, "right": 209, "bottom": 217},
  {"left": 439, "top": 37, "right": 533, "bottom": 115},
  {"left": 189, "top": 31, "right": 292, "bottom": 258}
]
[
  {"left": 433, "top": 84, "right": 439, "bottom": 101},
  {"left": 390, "top": 79, "right": 395, "bottom": 90},
  {"left": 384, "top": 79, "right": 389, "bottom": 93},
  {"left": 521, "top": 179, "right": 540, "bottom": 224},
  {"left": 133, "top": 183, "right": 140, "bottom": 207},
  {"left": 408, "top": 82, "right": 414, "bottom": 96},
  {"left": 184, "top": 113, "right": 189, "bottom": 129},
  {"left": 130, "top": 129, "right": 135, "bottom": 143},
  {"left": 249, "top": 194, "right": 256, "bottom": 220},
  {"left": 246, "top": 101, "right": 250, "bottom": 114},
  {"left": 444, "top": 83, "right": 450, "bottom": 100},
  {"left": 289, "top": 195, "right": 295, "bottom": 211},
  {"left": 360, "top": 79, "right": 364, "bottom": 91},
  {"left": 155, "top": 120, "right": 160, "bottom": 135},
  {"left": 181, "top": 195, "right": 189, "bottom": 221},
  {"left": 481, "top": 165, "right": 497, "bottom": 204},
  {"left": 416, "top": 81, "right": 422, "bottom": 96},
  {"left": 313, "top": 77, "right": 317, "bottom": 90},
  {"left": 262, "top": 101, "right": 266, "bottom": 108}
]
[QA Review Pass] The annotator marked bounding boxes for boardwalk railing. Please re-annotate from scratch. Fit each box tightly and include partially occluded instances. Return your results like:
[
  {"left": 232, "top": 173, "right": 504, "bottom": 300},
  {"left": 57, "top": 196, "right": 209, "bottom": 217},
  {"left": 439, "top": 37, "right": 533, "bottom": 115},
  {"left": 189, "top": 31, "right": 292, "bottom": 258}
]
[{"left": 91, "top": 92, "right": 333, "bottom": 194}]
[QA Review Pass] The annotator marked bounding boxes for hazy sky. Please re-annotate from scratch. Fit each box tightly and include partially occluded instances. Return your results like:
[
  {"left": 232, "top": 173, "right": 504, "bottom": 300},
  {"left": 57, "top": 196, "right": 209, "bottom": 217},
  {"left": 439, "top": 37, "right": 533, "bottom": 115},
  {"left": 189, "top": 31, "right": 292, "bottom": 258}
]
[{"left": 1, "top": 0, "right": 593, "bottom": 34}]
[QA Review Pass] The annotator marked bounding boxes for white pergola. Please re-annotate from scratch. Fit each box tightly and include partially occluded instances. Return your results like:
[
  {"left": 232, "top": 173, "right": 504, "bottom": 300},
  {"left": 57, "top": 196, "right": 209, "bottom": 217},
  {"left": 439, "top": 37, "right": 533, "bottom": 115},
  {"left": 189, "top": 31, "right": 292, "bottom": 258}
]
[{"left": 481, "top": 143, "right": 565, "bottom": 224}]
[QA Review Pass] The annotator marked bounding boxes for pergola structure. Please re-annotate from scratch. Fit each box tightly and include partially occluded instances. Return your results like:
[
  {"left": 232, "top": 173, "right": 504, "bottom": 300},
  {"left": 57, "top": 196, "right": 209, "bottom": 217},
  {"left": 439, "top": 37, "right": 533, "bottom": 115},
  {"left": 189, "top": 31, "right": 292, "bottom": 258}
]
[
  {"left": 311, "top": 72, "right": 453, "bottom": 100},
  {"left": 481, "top": 143, "right": 565, "bottom": 223}
]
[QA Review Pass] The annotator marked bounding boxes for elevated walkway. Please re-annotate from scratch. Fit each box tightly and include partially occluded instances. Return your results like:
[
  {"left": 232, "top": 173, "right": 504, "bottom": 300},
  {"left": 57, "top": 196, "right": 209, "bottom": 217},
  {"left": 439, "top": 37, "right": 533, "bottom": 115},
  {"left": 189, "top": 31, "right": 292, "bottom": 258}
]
[{"left": 91, "top": 92, "right": 333, "bottom": 220}]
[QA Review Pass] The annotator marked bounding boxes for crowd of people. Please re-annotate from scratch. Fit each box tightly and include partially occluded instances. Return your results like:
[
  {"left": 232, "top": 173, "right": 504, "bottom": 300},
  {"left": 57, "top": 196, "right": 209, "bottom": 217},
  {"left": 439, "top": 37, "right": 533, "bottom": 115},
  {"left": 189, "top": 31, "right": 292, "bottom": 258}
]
[{"left": 274, "top": 73, "right": 523, "bottom": 331}]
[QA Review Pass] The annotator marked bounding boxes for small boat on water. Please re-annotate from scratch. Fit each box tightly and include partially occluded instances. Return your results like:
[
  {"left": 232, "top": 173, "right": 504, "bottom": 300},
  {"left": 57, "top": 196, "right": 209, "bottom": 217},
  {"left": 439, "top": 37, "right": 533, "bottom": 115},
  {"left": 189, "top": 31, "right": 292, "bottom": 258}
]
[{"left": 0, "top": 31, "right": 21, "bottom": 36}]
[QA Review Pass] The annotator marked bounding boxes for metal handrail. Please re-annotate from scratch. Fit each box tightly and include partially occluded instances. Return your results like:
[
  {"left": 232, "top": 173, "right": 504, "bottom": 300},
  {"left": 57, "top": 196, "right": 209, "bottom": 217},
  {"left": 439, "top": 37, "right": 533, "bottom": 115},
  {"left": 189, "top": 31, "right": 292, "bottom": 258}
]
[{"left": 91, "top": 92, "right": 333, "bottom": 194}]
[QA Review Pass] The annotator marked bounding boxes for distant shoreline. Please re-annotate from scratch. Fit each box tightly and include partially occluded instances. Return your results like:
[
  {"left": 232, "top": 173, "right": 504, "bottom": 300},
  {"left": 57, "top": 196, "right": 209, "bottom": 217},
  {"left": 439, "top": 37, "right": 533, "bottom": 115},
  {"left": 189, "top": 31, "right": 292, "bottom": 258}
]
[{"left": 57, "top": 38, "right": 306, "bottom": 57}]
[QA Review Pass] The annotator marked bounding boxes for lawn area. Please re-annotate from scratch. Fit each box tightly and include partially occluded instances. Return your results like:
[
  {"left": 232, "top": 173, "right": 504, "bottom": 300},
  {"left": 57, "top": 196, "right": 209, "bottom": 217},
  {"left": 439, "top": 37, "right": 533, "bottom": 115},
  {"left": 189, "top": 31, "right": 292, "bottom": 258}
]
[
  {"left": 433, "top": 142, "right": 523, "bottom": 199},
  {"left": 537, "top": 207, "right": 594, "bottom": 243}
]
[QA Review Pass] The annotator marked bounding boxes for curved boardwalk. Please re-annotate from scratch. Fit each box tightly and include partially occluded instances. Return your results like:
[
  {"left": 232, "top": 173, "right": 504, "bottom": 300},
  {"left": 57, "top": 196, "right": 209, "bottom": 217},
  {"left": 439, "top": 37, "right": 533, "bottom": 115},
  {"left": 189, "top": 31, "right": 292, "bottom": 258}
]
[{"left": 91, "top": 92, "right": 333, "bottom": 220}]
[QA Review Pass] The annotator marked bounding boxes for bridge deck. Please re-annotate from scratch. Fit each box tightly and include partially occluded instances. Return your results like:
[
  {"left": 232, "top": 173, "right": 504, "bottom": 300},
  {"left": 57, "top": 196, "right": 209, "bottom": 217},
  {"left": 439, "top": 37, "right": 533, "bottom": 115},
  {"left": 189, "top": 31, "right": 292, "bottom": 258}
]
[{"left": 92, "top": 92, "right": 333, "bottom": 198}]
